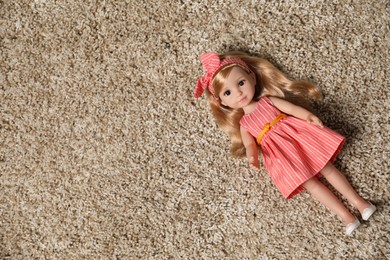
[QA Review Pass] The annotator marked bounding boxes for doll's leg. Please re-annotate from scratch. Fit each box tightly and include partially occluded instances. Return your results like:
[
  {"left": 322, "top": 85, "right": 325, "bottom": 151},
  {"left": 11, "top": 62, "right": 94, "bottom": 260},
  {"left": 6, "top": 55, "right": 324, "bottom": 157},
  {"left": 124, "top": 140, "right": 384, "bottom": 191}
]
[
  {"left": 302, "top": 177, "right": 356, "bottom": 224},
  {"left": 320, "top": 163, "right": 370, "bottom": 213}
]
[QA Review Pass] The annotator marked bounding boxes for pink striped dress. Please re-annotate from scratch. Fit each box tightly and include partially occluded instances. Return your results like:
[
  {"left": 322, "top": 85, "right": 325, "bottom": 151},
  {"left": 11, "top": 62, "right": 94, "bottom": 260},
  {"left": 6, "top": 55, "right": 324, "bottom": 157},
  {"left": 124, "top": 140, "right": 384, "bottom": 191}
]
[{"left": 240, "top": 97, "right": 345, "bottom": 199}]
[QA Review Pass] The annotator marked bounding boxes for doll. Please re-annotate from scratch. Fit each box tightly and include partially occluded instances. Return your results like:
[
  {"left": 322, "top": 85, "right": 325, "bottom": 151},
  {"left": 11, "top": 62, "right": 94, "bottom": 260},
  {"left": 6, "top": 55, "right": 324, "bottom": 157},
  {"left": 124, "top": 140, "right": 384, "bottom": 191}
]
[{"left": 194, "top": 51, "right": 376, "bottom": 235}]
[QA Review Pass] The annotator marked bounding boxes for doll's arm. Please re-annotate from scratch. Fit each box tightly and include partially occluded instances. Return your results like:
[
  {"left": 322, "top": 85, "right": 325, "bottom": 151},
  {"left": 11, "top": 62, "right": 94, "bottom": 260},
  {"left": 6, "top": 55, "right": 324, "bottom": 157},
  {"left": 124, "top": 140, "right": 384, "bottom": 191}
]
[
  {"left": 268, "top": 96, "right": 323, "bottom": 127},
  {"left": 240, "top": 126, "right": 260, "bottom": 169}
]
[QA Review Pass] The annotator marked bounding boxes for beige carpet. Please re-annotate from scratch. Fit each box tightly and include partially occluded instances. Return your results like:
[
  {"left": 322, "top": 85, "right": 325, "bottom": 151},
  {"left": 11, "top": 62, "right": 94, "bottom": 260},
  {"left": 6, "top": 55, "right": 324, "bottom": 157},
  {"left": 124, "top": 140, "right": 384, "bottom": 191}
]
[{"left": 1, "top": 1, "right": 389, "bottom": 259}]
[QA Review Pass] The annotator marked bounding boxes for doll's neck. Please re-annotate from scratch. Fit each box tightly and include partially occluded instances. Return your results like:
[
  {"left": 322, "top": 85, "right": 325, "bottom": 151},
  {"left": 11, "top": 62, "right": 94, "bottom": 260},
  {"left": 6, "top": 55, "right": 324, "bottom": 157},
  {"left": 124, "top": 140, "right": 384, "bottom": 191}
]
[{"left": 243, "top": 100, "right": 258, "bottom": 115}]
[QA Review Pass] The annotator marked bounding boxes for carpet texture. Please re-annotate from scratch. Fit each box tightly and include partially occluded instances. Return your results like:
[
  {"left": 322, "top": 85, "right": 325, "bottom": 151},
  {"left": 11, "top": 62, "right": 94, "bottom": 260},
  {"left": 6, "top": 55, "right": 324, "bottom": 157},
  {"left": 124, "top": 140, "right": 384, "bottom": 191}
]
[{"left": 1, "top": 0, "right": 389, "bottom": 259}]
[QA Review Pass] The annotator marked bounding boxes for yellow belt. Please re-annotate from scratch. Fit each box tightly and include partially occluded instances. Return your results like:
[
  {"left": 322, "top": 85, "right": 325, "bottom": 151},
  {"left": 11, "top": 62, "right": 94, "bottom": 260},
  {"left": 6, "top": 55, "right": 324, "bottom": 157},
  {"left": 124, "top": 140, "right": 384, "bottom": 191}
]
[{"left": 256, "top": 113, "right": 287, "bottom": 144}]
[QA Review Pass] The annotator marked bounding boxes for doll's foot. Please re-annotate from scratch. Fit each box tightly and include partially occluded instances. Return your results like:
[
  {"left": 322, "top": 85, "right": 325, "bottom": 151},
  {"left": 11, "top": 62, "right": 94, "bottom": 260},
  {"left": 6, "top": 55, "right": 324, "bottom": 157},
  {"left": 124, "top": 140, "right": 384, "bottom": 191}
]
[
  {"left": 361, "top": 202, "right": 376, "bottom": 221},
  {"left": 345, "top": 218, "right": 361, "bottom": 236}
]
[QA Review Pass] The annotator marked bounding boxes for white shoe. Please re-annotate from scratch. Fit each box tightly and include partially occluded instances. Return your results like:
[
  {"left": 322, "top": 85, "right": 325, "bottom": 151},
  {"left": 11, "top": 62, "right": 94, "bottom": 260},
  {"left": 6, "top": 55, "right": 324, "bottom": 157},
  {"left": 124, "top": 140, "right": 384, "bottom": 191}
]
[
  {"left": 345, "top": 219, "right": 361, "bottom": 236},
  {"left": 362, "top": 203, "right": 377, "bottom": 221}
]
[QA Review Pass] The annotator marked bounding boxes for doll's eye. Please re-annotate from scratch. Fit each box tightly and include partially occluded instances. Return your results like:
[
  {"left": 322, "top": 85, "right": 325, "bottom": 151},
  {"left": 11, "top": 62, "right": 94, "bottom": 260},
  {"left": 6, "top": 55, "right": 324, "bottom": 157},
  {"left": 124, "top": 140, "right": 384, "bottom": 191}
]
[
  {"left": 238, "top": 80, "right": 245, "bottom": 86},
  {"left": 224, "top": 90, "right": 231, "bottom": 96}
]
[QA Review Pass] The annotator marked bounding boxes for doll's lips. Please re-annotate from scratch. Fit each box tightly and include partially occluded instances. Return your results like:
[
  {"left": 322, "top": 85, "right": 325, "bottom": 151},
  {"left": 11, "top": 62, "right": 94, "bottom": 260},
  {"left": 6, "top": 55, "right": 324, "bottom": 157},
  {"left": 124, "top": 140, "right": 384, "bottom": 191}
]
[{"left": 239, "top": 97, "right": 247, "bottom": 102}]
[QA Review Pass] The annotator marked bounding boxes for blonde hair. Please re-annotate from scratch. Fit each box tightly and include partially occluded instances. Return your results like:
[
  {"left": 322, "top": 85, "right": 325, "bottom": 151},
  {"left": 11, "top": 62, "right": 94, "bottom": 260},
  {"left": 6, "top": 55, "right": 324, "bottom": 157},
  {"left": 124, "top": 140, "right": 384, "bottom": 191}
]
[{"left": 205, "top": 51, "right": 322, "bottom": 157}]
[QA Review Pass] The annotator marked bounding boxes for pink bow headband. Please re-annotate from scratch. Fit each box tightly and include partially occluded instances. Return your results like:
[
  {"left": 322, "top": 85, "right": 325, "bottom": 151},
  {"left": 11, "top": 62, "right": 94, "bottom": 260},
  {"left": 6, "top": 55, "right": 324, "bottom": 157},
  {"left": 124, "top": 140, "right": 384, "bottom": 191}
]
[{"left": 194, "top": 52, "right": 253, "bottom": 99}]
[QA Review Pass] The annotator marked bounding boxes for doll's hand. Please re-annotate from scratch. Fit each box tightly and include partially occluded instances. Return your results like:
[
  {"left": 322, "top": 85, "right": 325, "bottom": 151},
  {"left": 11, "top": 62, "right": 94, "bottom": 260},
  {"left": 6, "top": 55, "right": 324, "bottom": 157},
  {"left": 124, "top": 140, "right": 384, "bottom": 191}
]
[
  {"left": 306, "top": 114, "right": 323, "bottom": 128},
  {"left": 248, "top": 156, "right": 260, "bottom": 170}
]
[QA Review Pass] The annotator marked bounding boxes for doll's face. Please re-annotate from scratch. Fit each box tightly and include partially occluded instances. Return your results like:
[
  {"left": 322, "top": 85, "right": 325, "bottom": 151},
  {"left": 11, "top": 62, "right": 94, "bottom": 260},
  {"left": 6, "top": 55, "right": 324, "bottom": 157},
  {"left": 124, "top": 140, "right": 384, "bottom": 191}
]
[{"left": 218, "top": 66, "right": 256, "bottom": 109}]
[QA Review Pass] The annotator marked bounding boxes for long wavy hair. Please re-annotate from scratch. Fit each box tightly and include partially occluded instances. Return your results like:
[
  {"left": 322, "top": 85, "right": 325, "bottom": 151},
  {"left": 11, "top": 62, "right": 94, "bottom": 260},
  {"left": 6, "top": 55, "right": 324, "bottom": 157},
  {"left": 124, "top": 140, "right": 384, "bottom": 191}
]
[{"left": 205, "top": 51, "right": 322, "bottom": 157}]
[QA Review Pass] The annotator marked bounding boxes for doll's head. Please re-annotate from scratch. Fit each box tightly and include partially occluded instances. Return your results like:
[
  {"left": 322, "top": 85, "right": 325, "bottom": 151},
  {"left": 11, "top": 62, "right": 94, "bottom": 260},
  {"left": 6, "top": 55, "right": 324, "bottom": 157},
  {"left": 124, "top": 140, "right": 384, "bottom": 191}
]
[
  {"left": 195, "top": 51, "right": 321, "bottom": 101},
  {"left": 211, "top": 65, "right": 259, "bottom": 109},
  {"left": 194, "top": 51, "right": 321, "bottom": 157}
]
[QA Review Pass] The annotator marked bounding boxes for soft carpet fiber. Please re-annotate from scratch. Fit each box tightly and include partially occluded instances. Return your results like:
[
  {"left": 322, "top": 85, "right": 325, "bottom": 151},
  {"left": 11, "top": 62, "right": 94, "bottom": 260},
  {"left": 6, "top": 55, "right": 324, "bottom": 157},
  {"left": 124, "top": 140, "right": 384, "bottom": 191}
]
[{"left": 1, "top": 0, "right": 389, "bottom": 259}]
